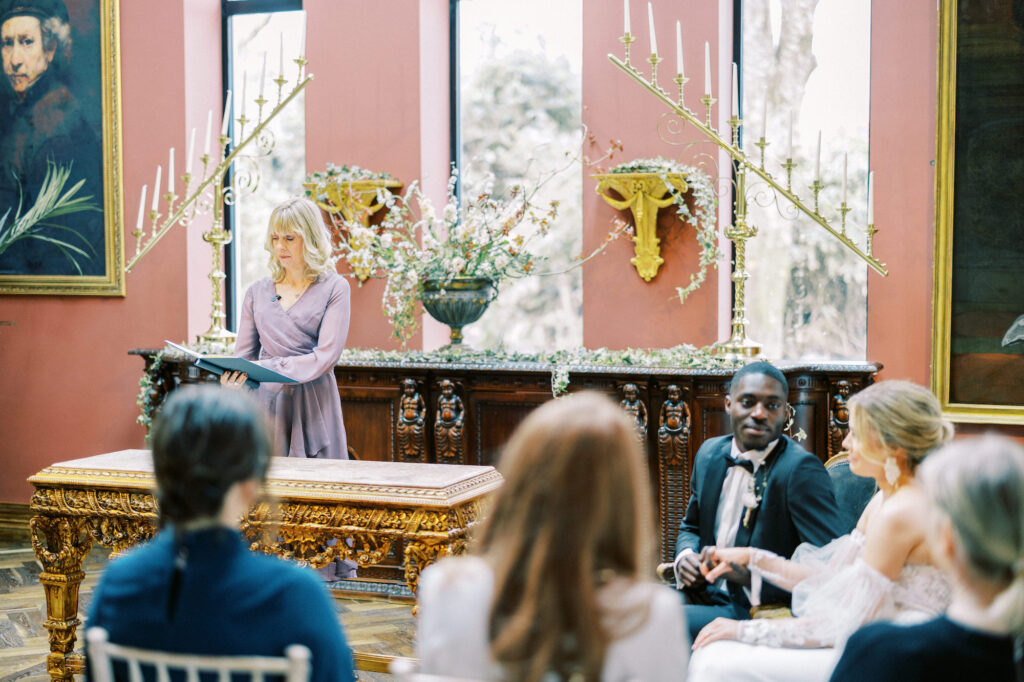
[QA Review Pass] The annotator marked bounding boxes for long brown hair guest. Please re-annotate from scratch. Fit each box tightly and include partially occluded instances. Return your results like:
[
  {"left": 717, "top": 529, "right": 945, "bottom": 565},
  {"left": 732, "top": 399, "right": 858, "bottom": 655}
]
[{"left": 415, "top": 392, "right": 690, "bottom": 681}]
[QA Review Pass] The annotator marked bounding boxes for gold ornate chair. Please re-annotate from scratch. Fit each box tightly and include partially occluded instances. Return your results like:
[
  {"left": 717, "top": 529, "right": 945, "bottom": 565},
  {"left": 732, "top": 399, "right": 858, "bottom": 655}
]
[{"left": 86, "top": 627, "right": 311, "bottom": 682}]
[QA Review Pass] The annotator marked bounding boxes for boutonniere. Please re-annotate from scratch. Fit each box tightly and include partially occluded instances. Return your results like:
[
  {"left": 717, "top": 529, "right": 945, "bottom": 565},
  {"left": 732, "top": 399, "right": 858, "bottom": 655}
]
[{"left": 742, "top": 476, "right": 761, "bottom": 528}]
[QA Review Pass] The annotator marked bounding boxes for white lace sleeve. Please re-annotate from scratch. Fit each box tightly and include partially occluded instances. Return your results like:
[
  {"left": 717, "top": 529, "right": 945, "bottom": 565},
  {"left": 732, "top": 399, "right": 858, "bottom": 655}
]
[
  {"left": 737, "top": 558, "right": 894, "bottom": 648},
  {"left": 748, "top": 533, "right": 865, "bottom": 606}
]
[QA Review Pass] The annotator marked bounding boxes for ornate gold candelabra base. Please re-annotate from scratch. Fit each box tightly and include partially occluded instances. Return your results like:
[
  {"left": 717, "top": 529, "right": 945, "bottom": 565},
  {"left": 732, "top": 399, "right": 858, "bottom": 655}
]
[
  {"left": 592, "top": 172, "right": 689, "bottom": 281},
  {"left": 197, "top": 215, "right": 236, "bottom": 353}
]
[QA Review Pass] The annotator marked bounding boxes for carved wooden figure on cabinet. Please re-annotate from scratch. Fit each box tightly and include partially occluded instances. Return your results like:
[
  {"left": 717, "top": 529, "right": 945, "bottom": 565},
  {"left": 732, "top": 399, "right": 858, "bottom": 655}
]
[
  {"left": 828, "top": 380, "right": 852, "bottom": 459},
  {"left": 397, "top": 378, "right": 427, "bottom": 462},
  {"left": 434, "top": 380, "right": 465, "bottom": 464},
  {"left": 620, "top": 383, "right": 648, "bottom": 445}
]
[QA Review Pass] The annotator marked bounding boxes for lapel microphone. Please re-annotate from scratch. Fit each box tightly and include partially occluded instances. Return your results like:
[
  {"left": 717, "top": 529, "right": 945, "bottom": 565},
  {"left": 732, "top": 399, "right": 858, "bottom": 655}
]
[{"left": 272, "top": 294, "right": 282, "bottom": 302}]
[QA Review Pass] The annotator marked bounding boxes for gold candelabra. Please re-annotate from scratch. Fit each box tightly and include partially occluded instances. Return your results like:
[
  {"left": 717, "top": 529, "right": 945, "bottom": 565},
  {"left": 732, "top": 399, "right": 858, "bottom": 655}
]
[
  {"left": 608, "top": 37, "right": 887, "bottom": 361},
  {"left": 126, "top": 56, "right": 313, "bottom": 352}
]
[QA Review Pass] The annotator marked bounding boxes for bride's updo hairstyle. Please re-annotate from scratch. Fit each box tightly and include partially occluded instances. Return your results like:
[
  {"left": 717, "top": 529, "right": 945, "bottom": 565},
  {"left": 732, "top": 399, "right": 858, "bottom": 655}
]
[
  {"left": 848, "top": 381, "right": 954, "bottom": 471},
  {"left": 919, "top": 435, "right": 1024, "bottom": 635},
  {"left": 475, "top": 392, "right": 656, "bottom": 682},
  {"left": 150, "top": 386, "right": 272, "bottom": 527}
]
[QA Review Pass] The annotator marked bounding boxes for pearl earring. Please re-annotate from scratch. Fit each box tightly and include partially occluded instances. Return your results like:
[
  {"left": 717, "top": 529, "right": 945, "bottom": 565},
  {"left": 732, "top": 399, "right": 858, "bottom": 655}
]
[{"left": 884, "top": 456, "right": 901, "bottom": 488}]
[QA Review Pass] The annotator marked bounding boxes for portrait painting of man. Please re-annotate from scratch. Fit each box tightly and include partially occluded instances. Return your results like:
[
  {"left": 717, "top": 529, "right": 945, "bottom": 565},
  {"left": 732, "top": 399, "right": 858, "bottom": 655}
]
[{"left": 0, "top": 0, "right": 123, "bottom": 295}]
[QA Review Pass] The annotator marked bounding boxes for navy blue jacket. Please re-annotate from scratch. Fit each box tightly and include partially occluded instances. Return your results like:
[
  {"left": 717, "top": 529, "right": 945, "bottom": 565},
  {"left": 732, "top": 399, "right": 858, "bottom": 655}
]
[
  {"left": 87, "top": 527, "right": 356, "bottom": 682},
  {"left": 676, "top": 434, "right": 844, "bottom": 609}
]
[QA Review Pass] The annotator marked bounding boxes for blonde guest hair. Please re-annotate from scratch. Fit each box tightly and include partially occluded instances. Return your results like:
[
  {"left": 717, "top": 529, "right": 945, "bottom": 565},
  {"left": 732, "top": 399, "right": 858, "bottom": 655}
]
[
  {"left": 919, "top": 435, "right": 1024, "bottom": 635},
  {"left": 848, "top": 380, "right": 954, "bottom": 470},
  {"left": 265, "top": 197, "right": 334, "bottom": 282},
  {"left": 475, "top": 392, "right": 656, "bottom": 682}
]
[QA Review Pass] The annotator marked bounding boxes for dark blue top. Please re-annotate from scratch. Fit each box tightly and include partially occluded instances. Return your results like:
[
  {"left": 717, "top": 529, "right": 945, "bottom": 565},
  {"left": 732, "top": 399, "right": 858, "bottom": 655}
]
[
  {"left": 830, "top": 616, "right": 1018, "bottom": 682},
  {"left": 86, "top": 527, "right": 355, "bottom": 682}
]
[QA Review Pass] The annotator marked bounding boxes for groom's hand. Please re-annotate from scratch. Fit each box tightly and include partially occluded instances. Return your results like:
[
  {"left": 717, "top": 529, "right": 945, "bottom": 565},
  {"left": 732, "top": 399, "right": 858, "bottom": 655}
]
[{"left": 676, "top": 549, "right": 706, "bottom": 587}]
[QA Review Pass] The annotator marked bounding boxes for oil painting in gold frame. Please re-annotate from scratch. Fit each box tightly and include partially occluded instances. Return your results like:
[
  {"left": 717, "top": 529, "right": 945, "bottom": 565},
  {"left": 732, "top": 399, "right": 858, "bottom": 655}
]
[
  {"left": 932, "top": 0, "right": 1024, "bottom": 425},
  {"left": 0, "top": 0, "right": 123, "bottom": 296}
]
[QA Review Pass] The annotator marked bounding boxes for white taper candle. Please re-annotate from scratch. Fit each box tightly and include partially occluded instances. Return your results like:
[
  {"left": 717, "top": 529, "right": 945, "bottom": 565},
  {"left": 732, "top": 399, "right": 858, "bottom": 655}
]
[
  {"left": 259, "top": 52, "right": 267, "bottom": 99},
  {"left": 647, "top": 3, "right": 657, "bottom": 55},
  {"left": 842, "top": 153, "right": 848, "bottom": 204},
  {"left": 279, "top": 32, "right": 284, "bottom": 76},
  {"left": 151, "top": 166, "right": 161, "bottom": 212},
  {"left": 624, "top": 0, "right": 630, "bottom": 35},
  {"left": 761, "top": 88, "right": 767, "bottom": 139},
  {"left": 676, "top": 21, "right": 684, "bottom": 76},
  {"left": 815, "top": 130, "right": 821, "bottom": 181},
  {"left": 167, "top": 148, "right": 174, "bottom": 195},
  {"left": 704, "top": 41, "right": 711, "bottom": 95},
  {"left": 867, "top": 171, "right": 875, "bottom": 224},
  {"left": 203, "top": 109, "right": 212, "bottom": 157},
  {"left": 136, "top": 184, "right": 147, "bottom": 231},
  {"left": 787, "top": 112, "right": 793, "bottom": 157},
  {"left": 240, "top": 71, "right": 247, "bottom": 119},
  {"left": 731, "top": 62, "right": 738, "bottom": 118},
  {"left": 186, "top": 128, "right": 196, "bottom": 176},
  {"left": 220, "top": 90, "right": 231, "bottom": 137}
]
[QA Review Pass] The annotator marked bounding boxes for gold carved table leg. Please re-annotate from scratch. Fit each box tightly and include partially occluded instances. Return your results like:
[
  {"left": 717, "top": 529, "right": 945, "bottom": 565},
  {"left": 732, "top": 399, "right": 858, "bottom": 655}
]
[{"left": 30, "top": 514, "right": 92, "bottom": 682}]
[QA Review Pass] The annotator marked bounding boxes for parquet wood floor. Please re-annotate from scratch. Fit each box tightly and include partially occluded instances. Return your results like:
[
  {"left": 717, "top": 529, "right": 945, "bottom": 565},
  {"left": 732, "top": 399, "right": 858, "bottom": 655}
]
[{"left": 0, "top": 542, "right": 415, "bottom": 681}]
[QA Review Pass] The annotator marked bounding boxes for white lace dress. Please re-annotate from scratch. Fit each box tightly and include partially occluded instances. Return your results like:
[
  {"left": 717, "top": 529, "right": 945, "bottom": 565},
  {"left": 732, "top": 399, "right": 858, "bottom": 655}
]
[{"left": 688, "top": 531, "right": 951, "bottom": 682}]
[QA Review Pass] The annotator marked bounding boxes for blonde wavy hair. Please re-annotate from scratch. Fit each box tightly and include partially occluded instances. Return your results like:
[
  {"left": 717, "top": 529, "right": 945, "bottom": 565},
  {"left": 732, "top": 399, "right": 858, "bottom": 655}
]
[
  {"left": 848, "top": 380, "right": 954, "bottom": 471},
  {"left": 919, "top": 435, "right": 1024, "bottom": 635},
  {"left": 475, "top": 392, "right": 656, "bottom": 681},
  {"left": 264, "top": 197, "right": 334, "bottom": 282}
]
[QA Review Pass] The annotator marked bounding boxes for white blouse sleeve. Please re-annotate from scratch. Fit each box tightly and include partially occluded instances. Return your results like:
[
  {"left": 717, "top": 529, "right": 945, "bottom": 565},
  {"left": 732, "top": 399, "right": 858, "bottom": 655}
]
[{"left": 738, "top": 557, "right": 895, "bottom": 648}]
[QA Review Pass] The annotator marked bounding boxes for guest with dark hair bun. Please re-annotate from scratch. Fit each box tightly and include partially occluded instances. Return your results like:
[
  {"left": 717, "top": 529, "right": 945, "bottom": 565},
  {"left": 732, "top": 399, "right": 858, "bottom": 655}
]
[{"left": 86, "top": 386, "right": 355, "bottom": 682}]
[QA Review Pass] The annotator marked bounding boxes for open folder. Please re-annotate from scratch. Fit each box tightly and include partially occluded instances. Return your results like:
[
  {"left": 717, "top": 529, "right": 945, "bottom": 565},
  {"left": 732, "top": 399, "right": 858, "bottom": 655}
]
[{"left": 163, "top": 340, "right": 297, "bottom": 390}]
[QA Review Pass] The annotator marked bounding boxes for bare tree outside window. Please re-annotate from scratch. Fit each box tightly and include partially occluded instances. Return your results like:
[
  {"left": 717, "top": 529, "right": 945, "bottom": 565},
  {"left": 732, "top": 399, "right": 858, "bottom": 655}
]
[
  {"left": 229, "top": 11, "right": 306, "bottom": 326},
  {"left": 459, "top": 0, "right": 583, "bottom": 351},
  {"left": 742, "top": 0, "right": 870, "bottom": 360}
]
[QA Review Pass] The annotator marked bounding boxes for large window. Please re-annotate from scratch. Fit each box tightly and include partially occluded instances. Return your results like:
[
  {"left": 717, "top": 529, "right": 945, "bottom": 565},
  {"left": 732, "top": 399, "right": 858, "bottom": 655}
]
[
  {"left": 457, "top": 0, "right": 583, "bottom": 351},
  {"left": 224, "top": 2, "right": 305, "bottom": 329},
  {"left": 741, "top": 0, "right": 871, "bottom": 360}
]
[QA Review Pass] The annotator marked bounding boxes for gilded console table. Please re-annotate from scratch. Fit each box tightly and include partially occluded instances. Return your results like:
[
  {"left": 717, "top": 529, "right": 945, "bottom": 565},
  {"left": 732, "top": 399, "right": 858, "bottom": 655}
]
[{"left": 28, "top": 450, "right": 501, "bottom": 682}]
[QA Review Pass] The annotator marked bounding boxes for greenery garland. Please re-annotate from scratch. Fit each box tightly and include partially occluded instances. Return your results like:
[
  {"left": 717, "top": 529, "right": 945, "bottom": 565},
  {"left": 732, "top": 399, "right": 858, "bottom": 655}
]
[
  {"left": 135, "top": 349, "right": 166, "bottom": 439},
  {"left": 338, "top": 344, "right": 741, "bottom": 397},
  {"left": 609, "top": 157, "right": 721, "bottom": 303}
]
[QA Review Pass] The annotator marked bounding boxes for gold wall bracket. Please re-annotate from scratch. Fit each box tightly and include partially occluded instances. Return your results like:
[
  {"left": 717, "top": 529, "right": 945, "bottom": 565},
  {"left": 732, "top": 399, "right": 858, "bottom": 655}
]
[{"left": 593, "top": 172, "right": 688, "bottom": 281}]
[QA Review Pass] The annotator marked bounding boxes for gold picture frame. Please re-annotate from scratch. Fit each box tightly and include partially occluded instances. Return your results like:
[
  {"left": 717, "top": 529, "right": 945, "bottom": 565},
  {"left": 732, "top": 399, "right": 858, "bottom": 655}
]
[
  {"left": 0, "top": 0, "right": 124, "bottom": 296},
  {"left": 932, "top": 0, "right": 1024, "bottom": 425}
]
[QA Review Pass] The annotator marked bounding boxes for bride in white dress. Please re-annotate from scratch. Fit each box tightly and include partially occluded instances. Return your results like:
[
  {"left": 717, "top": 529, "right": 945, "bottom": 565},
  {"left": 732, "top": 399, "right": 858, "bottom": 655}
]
[{"left": 687, "top": 381, "right": 955, "bottom": 682}]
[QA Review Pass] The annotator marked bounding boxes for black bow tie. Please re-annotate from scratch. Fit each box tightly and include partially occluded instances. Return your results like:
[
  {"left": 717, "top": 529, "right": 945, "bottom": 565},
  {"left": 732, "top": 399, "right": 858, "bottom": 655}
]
[{"left": 726, "top": 456, "right": 755, "bottom": 473}]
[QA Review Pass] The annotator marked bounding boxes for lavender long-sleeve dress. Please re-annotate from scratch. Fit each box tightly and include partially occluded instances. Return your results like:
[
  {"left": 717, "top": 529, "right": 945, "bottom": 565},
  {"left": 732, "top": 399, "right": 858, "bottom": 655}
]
[{"left": 235, "top": 272, "right": 351, "bottom": 459}]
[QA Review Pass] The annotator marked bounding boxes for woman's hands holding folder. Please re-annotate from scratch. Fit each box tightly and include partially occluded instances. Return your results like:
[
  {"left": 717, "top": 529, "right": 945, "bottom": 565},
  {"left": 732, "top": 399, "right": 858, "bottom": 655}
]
[{"left": 220, "top": 371, "right": 249, "bottom": 389}]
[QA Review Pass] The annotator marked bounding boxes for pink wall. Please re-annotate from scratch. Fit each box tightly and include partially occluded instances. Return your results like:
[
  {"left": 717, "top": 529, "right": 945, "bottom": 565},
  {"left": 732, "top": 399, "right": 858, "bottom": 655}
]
[
  {"left": 304, "top": 0, "right": 449, "bottom": 351},
  {"left": 581, "top": 0, "right": 725, "bottom": 350},
  {"left": 866, "top": 0, "right": 938, "bottom": 385}
]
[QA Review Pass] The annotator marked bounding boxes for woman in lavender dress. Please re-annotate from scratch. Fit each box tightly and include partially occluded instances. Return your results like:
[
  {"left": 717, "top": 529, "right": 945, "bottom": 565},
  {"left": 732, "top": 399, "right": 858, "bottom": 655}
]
[{"left": 221, "top": 196, "right": 350, "bottom": 461}]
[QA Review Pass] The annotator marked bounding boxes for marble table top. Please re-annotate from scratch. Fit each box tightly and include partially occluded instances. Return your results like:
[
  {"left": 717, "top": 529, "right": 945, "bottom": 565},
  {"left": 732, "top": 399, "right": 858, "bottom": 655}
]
[{"left": 30, "top": 450, "right": 503, "bottom": 507}]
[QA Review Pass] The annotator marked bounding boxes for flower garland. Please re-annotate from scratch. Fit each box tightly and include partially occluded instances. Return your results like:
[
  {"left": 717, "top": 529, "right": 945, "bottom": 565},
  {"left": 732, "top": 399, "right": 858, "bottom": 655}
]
[
  {"left": 303, "top": 163, "right": 393, "bottom": 198},
  {"left": 609, "top": 157, "right": 721, "bottom": 303}
]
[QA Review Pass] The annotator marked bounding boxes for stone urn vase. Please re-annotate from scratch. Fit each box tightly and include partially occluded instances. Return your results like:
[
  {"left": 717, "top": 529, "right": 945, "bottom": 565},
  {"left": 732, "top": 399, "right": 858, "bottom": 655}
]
[{"left": 421, "top": 277, "right": 496, "bottom": 346}]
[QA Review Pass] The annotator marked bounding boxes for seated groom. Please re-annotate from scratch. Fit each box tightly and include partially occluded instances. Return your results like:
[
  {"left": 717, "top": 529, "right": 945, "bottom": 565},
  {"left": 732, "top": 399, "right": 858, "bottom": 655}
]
[{"left": 672, "top": 361, "right": 844, "bottom": 642}]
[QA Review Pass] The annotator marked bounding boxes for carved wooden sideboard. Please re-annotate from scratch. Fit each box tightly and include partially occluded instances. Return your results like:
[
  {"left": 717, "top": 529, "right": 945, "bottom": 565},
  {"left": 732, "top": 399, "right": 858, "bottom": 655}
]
[{"left": 132, "top": 350, "right": 880, "bottom": 563}]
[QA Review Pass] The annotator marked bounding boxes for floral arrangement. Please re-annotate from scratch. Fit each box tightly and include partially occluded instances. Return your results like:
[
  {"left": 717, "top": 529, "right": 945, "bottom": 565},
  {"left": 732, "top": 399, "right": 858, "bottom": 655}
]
[
  {"left": 337, "top": 166, "right": 613, "bottom": 344},
  {"left": 609, "top": 157, "right": 720, "bottom": 303}
]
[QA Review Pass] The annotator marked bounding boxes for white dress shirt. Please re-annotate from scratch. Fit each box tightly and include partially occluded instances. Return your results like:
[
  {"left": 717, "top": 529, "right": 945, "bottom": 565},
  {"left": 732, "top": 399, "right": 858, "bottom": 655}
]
[{"left": 674, "top": 439, "right": 779, "bottom": 589}]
